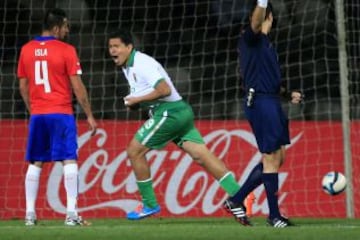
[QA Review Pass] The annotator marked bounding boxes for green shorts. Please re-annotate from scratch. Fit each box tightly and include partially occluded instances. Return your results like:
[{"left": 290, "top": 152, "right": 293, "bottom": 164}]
[{"left": 135, "top": 100, "right": 204, "bottom": 149}]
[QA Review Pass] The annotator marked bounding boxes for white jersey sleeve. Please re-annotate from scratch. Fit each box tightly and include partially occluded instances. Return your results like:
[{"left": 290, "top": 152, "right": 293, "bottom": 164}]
[{"left": 128, "top": 51, "right": 182, "bottom": 102}]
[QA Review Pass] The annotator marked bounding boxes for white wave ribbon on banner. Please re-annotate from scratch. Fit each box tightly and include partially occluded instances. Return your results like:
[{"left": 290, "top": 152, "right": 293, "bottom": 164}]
[{"left": 47, "top": 127, "right": 302, "bottom": 215}]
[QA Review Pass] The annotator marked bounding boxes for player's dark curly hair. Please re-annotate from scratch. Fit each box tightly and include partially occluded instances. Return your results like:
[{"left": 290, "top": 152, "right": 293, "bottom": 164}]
[
  {"left": 43, "top": 8, "right": 67, "bottom": 31},
  {"left": 108, "top": 29, "right": 134, "bottom": 46}
]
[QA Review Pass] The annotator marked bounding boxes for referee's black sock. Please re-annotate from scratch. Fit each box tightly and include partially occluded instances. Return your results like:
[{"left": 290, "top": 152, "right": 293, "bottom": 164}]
[
  {"left": 229, "top": 163, "right": 263, "bottom": 204},
  {"left": 262, "top": 172, "right": 281, "bottom": 219}
]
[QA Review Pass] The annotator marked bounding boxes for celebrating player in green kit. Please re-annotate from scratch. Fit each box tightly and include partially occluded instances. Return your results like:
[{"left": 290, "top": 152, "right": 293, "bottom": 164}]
[{"left": 108, "top": 29, "right": 242, "bottom": 220}]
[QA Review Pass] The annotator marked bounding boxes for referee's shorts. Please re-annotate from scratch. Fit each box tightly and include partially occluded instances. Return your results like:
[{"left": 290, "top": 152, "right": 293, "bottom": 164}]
[{"left": 244, "top": 96, "right": 290, "bottom": 153}]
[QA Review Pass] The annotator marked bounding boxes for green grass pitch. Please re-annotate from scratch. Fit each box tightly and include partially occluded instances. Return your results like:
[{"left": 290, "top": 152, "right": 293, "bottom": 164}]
[{"left": 1, "top": 217, "right": 360, "bottom": 240}]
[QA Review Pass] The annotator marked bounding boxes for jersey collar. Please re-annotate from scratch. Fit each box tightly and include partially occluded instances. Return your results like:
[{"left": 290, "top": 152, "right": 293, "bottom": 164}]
[
  {"left": 126, "top": 49, "right": 137, "bottom": 67},
  {"left": 34, "top": 36, "right": 57, "bottom": 41}
]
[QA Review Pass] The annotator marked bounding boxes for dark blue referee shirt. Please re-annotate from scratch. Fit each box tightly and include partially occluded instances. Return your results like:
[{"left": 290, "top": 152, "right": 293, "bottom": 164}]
[{"left": 238, "top": 26, "right": 281, "bottom": 94}]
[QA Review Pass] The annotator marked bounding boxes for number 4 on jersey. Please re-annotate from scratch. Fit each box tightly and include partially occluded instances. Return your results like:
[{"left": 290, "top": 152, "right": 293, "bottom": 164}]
[{"left": 35, "top": 60, "right": 51, "bottom": 93}]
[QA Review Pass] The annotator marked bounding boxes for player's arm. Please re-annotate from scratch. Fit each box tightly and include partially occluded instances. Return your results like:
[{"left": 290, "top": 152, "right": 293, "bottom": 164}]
[
  {"left": 124, "top": 79, "right": 171, "bottom": 107},
  {"left": 70, "top": 75, "right": 97, "bottom": 135},
  {"left": 19, "top": 77, "right": 30, "bottom": 113},
  {"left": 250, "top": 0, "right": 267, "bottom": 34},
  {"left": 155, "top": 79, "right": 171, "bottom": 95}
]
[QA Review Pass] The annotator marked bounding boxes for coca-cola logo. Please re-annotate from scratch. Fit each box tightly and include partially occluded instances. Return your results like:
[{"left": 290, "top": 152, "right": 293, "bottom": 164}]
[{"left": 47, "top": 128, "right": 303, "bottom": 216}]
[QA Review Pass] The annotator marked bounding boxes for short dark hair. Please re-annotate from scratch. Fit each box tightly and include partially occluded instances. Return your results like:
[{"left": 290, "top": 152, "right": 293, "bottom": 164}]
[
  {"left": 108, "top": 29, "right": 134, "bottom": 46},
  {"left": 43, "top": 8, "right": 67, "bottom": 31}
]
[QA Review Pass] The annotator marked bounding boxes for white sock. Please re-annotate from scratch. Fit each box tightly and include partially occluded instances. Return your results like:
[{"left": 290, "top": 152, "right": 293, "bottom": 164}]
[
  {"left": 63, "top": 163, "right": 79, "bottom": 214},
  {"left": 25, "top": 165, "right": 41, "bottom": 214}
]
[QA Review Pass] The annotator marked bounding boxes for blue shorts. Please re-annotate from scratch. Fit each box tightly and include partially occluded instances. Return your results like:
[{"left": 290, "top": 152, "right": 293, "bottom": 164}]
[
  {"left": 26, "top": 114, "right": 78, "bottom": 162},
  {"left": 244, "top": 95, "right": 290, "bottom": 153}
]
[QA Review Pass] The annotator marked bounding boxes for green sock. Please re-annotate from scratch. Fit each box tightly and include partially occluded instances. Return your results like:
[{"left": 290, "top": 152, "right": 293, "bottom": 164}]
[
  {"left": 219, "top": 172, "right": 240, "bottom": 196},
  {"left": 137, "top": 179, "right": 158, "bottom": 208}
]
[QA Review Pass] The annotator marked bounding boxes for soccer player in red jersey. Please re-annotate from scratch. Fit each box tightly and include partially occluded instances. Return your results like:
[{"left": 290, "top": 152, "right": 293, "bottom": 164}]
[{"left": 17, "top": 8, "right": 97, "bottom": 226}]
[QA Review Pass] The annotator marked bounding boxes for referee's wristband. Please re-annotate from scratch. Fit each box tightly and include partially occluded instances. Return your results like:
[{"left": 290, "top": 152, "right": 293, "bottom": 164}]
[{"left": 257, "top": 0, "right": 268, "bottom": 8}]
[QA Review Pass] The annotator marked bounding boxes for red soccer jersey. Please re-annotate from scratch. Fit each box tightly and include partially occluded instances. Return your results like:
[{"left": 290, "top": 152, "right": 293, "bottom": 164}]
[{"left": 17, "top": 36, "right": 82, "bottom": 114}]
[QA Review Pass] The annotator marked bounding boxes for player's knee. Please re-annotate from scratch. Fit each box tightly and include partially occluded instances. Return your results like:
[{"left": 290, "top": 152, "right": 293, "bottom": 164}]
[
  {"left": 31, "top": 161, "right": 43, "bottom": 168},
  {"left": 263, "top": 155, "right": 281, "bottom": 172},
  {"left": 126, "top": 142, "right": 148, "bottom": 161},
  {"left": 126, "top": 145, "right": 138, "bottom": 160}
]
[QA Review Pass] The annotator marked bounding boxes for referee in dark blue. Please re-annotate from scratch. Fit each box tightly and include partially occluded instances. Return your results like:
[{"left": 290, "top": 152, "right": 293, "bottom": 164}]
[{"left": 223, "top": 0, "right": 302, "bottom": 228}]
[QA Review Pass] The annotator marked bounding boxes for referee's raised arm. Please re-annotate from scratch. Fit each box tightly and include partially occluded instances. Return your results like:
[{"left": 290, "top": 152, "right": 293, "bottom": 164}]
[{"left": 250, "top": 0, "right": 267, "bottom": 33}]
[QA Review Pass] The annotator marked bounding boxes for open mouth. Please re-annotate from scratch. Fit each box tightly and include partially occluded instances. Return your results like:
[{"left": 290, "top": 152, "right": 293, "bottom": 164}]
[{"left": 111, "top": 56, "right": 120, "bottom": 64}]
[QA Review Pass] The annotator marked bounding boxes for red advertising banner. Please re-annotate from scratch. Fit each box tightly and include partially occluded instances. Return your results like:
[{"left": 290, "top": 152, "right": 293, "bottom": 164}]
[{"left": 0, "top": 120, "right": 359, "bottom": 219}]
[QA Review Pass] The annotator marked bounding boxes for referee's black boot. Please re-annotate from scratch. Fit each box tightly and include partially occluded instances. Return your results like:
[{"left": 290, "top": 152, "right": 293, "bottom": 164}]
[{"left": 223, "top": 199, "right": 252, "bottom": 226}]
